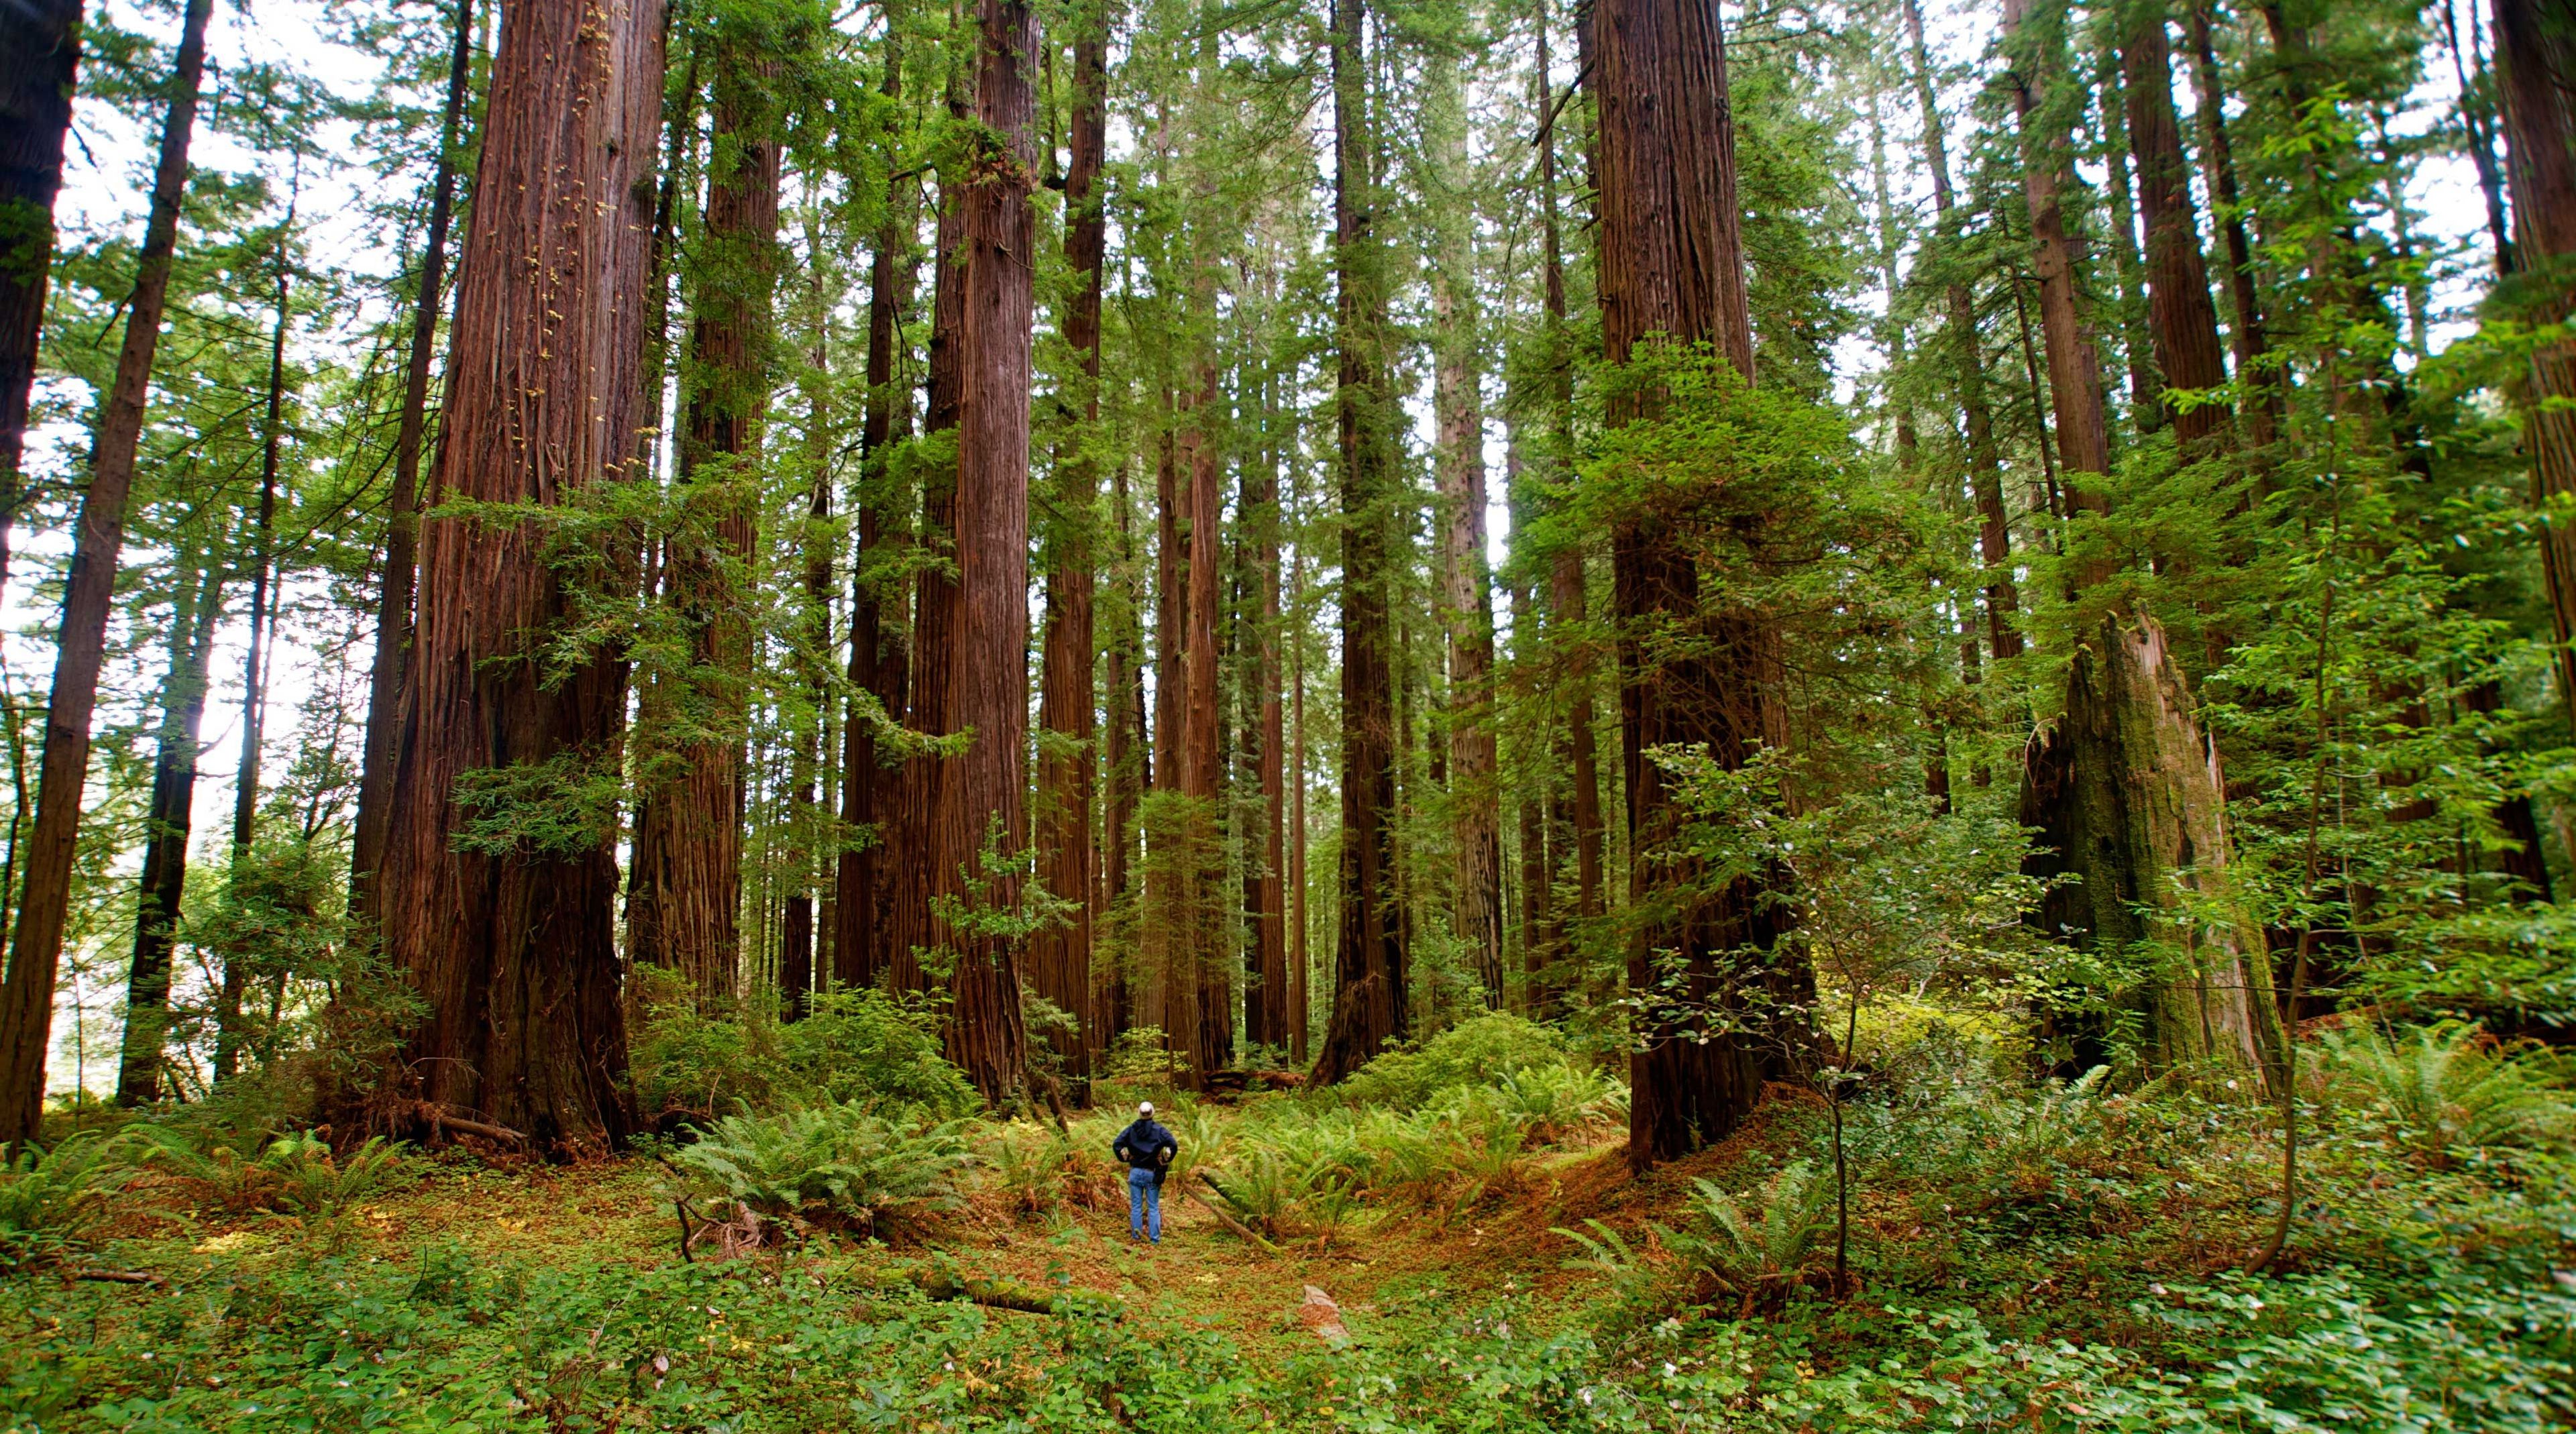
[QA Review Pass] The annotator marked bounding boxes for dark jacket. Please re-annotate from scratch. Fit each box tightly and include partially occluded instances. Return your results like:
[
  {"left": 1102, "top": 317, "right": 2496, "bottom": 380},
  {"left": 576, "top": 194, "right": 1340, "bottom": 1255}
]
[{"left": 1112, "top": 1118, "right": 1177, "bottom": 1178}]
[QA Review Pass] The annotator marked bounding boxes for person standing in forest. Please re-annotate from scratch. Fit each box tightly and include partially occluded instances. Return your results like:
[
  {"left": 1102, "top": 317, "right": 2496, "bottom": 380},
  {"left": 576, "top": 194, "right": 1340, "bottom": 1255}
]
[{"left": 1111, "top": 1101, "right": 1177, "bottom": 1244}]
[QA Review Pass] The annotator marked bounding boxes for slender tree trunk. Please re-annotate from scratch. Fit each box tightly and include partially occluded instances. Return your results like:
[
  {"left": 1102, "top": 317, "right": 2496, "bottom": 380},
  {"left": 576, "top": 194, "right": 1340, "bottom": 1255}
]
[
  {"left": 2120, "top": 5, "right": 2235, "bottom": 454},
  {"left": 215, "top": 236, "right": 294, "bottom": 1085},
  {"left": 1103, "top": 454, "right": 1146, "bottom": 1052},
  {"left": 0, "top": 0, "right": 82, "bottom": 610},
  {"left": 2000, "top": 0, "right": 2114, "bottom": 494},
  {"left": 627, "top": 42, "right": 784, "bottom": 1008},
  {"left": 2444, "top": 0, "right": 2518, "bottom": 275},
  {"left": 1591, "top": 0, "right": 1805, "bottom": 1170},
  {"left": 1902, "top": 0, "right": 2021, "bottom": 661},
  {"left": 1179, "top": 357, "right": 1225, "bottom": 1080},
  {"left": 1244, "top": 388, "right": 1289, "bottom": 1053},
  {"left": 354, "top": 0, "right": 476, "bottom": 909},
  {"left": 0, "top": 0, "right": 210, "bottom": 1147},
  {"left": 116, "top": 558, "right": 223, "bottom": 1106},
  {"left": 2095, "top": 50, "right": 2161, "bottom": 437},
  {"left": 1313, "top": 0, "right": 1405, "bottom": 1087},
  {"left": 1033, "top": 11, "right": 1106, "bottom": 1083},
  {"left": 929, "top": 0, "right": 1038, "bottom": 1105},
  {"left": 1289, "top": 529, "right": 1309, "bottom": 1061},
  {"left": 780, "top": 217, "right": 835, "bottom": 1024},
  {"left": 1428, "top": 55, "right": 1503, "bottom": 1011},
  {"left": 834, "top": 23, "right": 914, "bottom": 993},
  {"left": 359, "top": 0, "right": 663, "bottom": 1151},
  {"left": 1533, "top": 5, "right": 1605, "bottom": 926},
  {"left": 2185, "top": 1, "right": 2284, "bottom": 455},
  {"left": 2492, "top": 0, "right": 2576, "bottom": 754}
]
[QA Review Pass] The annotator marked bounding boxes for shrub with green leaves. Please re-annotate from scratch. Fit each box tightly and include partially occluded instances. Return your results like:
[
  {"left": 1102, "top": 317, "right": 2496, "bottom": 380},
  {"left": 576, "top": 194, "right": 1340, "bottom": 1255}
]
[
  {"left": 0, "top": 1132, "right": 138, "bottom": 1273},
  {"left": 1329, "top": 1013, "right": 1580, "bottom": 1111},
  {"left": 1662, "top": 1160, "right": 1832, "bottom": 1312},
  {"left": 675, "top": 1101, "right": 973, "bottom": 1242},
  {"left": 2321, "top": 1022, "right": 2573, "bottom": 1166},
  {"left": 630, "top": 971, "right": 977, "bottom": 1120}
]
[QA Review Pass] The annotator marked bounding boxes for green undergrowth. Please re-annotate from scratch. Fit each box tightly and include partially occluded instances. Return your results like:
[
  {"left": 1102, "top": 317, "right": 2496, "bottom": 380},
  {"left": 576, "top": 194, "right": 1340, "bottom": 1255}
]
[{"left": 4, "top": 1021, "right": 2573, "bottom": 1431}]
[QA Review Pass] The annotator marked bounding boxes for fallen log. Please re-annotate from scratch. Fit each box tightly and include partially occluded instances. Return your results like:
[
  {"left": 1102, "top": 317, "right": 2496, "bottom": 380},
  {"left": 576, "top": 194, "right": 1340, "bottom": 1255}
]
[
  {"left": 910, "top": 1268, "right": 1063, "bottom": 1315},
  {"left": 70, "top": 1270, "right": 163, "bottom": 1286},
  {"left": 1190, "top": 1172, "right": 1279, "bottom": 1256}
]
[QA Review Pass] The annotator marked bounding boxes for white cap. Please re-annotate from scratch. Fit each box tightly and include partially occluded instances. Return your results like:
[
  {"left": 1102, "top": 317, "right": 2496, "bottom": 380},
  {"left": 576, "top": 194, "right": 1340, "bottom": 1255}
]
[{"left": 1138, "top": 1101, "right": 1154, "bottom": 1115}]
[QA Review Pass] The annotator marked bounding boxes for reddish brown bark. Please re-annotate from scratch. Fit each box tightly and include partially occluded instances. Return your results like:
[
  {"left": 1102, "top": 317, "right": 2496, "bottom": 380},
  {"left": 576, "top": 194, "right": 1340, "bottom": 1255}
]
[
  {"left": 0, "top": 0, "right": 80, "bottom": 610},
  {"left": 358, "top": 0, "right": 663, "bottom": 1152},
  {"left": 354, "top": 0, "right": 476, "bottom": 909},
  {"left": 2000, "top": 0, "right": 2114, "bottom": 497},
  {"left": 1312, "top": 0, "right": 1405, "bottom": 1087},
  {"left": 2493, "top": 0, "right": 2576, "bottom": 745},
  {"left": 1243, "top": 415, "right": 1289, "bottom": 1053},
  {"left": 2185, "top": 2, "right": 2283, "bottom": 455},
  {"left": 627, "top": 45, "right": 783, "bottom": 1007},
  {"left": 2119, "top": 7, "right": 2234, "bottom": 454},
  {"left": 1181, "top": 360, "right": 1226, "bottom": 1078},
  {"left": 1592, "top": 0, "right": 1808, "bottom": 1171},
  {"left": 927, "top": 0, "right": 1038, "bottom": 1105},
  {"left": 1032, "top": 15, "right": 1106, "bottom": 1082},
  {"left": 0, "top": 0, "right": 210, "bottom": 1148}
]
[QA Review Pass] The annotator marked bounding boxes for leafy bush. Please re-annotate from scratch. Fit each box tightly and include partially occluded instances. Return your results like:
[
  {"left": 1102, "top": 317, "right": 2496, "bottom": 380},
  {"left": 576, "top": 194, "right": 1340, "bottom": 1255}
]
[
  {"left": 0, "top": 1132, "right": 137, "bottom": 1272},
  {"left": 2321, "top": 1022, "right": 2573, "bottom": 1165},
  {"left": 674, "top": 1101, "right": 973, "bottom": 1242},
  {"left": 1662, "top": 1160, "right": 1832, "bottom": 1313},
  {"left": 631, "top": 973, "right": 977, "bottom": 1120},
  {"left": 1330, "top": 1013, "right": 1574, "bottom": 1110},
  {"left": 256, "top": 1134, "right": 419, "bottom": 1224},
  {"left": 983, "top": 1121, "right": 1107, "bottom": 1219},
  {"left": 1091, "top": 1025, "right": 1189, "bottom": 1109}
]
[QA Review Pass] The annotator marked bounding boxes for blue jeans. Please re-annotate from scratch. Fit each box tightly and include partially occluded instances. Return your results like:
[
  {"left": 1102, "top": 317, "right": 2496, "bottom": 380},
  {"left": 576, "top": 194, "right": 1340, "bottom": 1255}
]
[{"left": 1126, "top": 1166, "right": 1161, "bottom": 1242}]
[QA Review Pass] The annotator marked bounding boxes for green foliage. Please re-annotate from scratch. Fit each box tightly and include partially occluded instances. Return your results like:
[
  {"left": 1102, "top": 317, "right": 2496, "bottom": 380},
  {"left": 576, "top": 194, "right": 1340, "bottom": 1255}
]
[
  {"left": 673, "top": 1101, "right": 973, "bottom": 1242},
  {"left": 2320, "top": 1023, "right": 2575, "bottom": 1166},
  {"left": 629, "top": 971, "right": 977, "bottom": 1119},
  {"left": 0, "top": 1133, "right": 137, "bottom": 1273},
  {"left": 1329, "top": 1012, "right": 1573, "bottom": 1110},
  {"left": 1664, "top": 1161, "right": 1833, "bottom": 1309}
]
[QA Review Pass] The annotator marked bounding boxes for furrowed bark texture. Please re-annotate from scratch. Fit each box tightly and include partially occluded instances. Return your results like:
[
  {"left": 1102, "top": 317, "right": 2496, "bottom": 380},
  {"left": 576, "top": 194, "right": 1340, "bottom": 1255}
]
[
  {"left": 928, "top": 0, "right": 1037, "bottom": 1105},
  {"left": 627, "top": 46, "right": 783, "bottom": 1007},
  {"left": 2017, "top": 616, "right": 2280, "bottom": 1072},
  {"left": 0, "top": 0, "right": 80, "bottom": 606},
  {"left": 1591, "top": 0, "right": 1805, "bottom": 1171},
  {"left": 1313, "top": 0, "right": 1405, "bottom": 1087},
  {"left": 2118, "top": 8, "right": 2234, "bottom": 453},
  {"left": 1032, "top": 12, "right": 1106, "bottom": 1083},
  {"left": 364, "top": 0, "right": 663, "bottom": 1152},
  {"left": 2493, "top": 0, "right": 2576, "bottom": 739},
  {"left": 0, "top": 0, "right": 209, "bottom": 1148},
  {"left": 1244, "top": 407, "right": 1289, "bottom": 1052},
  {"left": 354, "top": 0, "right": 476, "bottom": 908}
]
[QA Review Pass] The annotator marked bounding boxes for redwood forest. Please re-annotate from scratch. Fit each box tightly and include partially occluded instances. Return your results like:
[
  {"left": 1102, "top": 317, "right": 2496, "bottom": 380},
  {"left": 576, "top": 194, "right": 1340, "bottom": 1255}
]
[{"left": 1, "top": 0, "right": 2575, "bottom": 1425}]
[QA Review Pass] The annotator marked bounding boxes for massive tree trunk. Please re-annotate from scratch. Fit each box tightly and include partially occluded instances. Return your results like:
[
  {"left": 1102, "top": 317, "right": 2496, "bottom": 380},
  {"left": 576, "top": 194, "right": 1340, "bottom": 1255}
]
[
  {"left": 833, "top": 25, "right": 914, "bottom": 993},
  {"left": 1312, "top": 0, "right": 1405, "bottom": 1087},
  {"left": 1244, "top": 386, "right": 1289, "bottom": 1054},
  {"left": 1902, "top": 0, "right": 2020, "bottom": 661},
  {"left": 1102, "top": 453, "right": 1146, "bottom": 1053},
  {"left": 1180, "top": 358, "right": 1226, "bottom": 1079},
  {"left": 117, "top": 558, "right": 223, "bottom": 1106},
  {"left": 0, "top": 0, "right": 210, "bottom": 1148},
  {"left": 1428, "top": 54, "right": 1504, "bottom": 1011},
  {"left": 1591, "top": 0, "right": 1804, "bottom": 1170},
  {"left": 928, "top": 0, "right": 1037, "bottom": 1105},
  {"left": 1032, "top": 12, "right": 1106, "bottom": 1083},
  {"left": 354, "top": 0, "right": 476, "bottom": 911},
  {"left": 1142, "top": 420, "right": 1196, "bottom": 1063},
  {"left": 2118, "top": 5, "right": 2234, "bottom": 453},
  {"left": 0, "top": 0, "right": 82, "bottom": 610},
  {"left": 360, "top": 0, "right": 663, "bottom": 1152},
  {"left": 2492, "top": 0, "right": 2576, "bottom": 747},
  {"left": 216, "top": 241, "right": 292, "bottom": 1085},
  {"left": 2018, "top": 617, "right": 2277, "bottom": 1070},
  {"left": 627, "top": 42, "right": 784, "bottom": 1007},
  {"left": 1999, "top": 0, "right": 2112, "bottom": 489}
]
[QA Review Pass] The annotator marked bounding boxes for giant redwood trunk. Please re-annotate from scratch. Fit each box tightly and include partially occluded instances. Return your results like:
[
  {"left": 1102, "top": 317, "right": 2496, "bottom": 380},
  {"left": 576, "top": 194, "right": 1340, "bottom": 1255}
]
[
  {"left": 2000, "top": 0, "right": 2112, "bottom": 490},
  {"left": 361, "top": 0, "right": 663, "bottom": 1151},
  {"left": 117, "top": 559, "right": 222, "bottom": 1106},
  {"left": 1591, "top": 0, "right": 1809, "bottom": 1171},
  {"left": 354, "top": 0, "right": 475, "bottom": 909},
  {"left": 927, "top": 0, "right": 1037, "bottom": 1105},
  {"left": 2493, "top": 0, "right": 2576, "bottom": 745},
  {"left": 1030, "top": 12, "right": 1107, "bottom": 1083},
  {"left": 627, "top": 43, "right": 783, "bottom": 1007},
  {"left": 2018, "top": 617, "right": 2279, "bottom": 1071},
  {"left": 1312, "top": 0, "right": 1406, "bottom": 1088},
  {"left": 0, "top": 0, "right": 80, "bottom": 607},
  {"left": 2118, "top": 7, "right": 2233, "bottom": 454},
  {"left": 0, "top": 0, "right": 209, "bottom": 1148}
]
